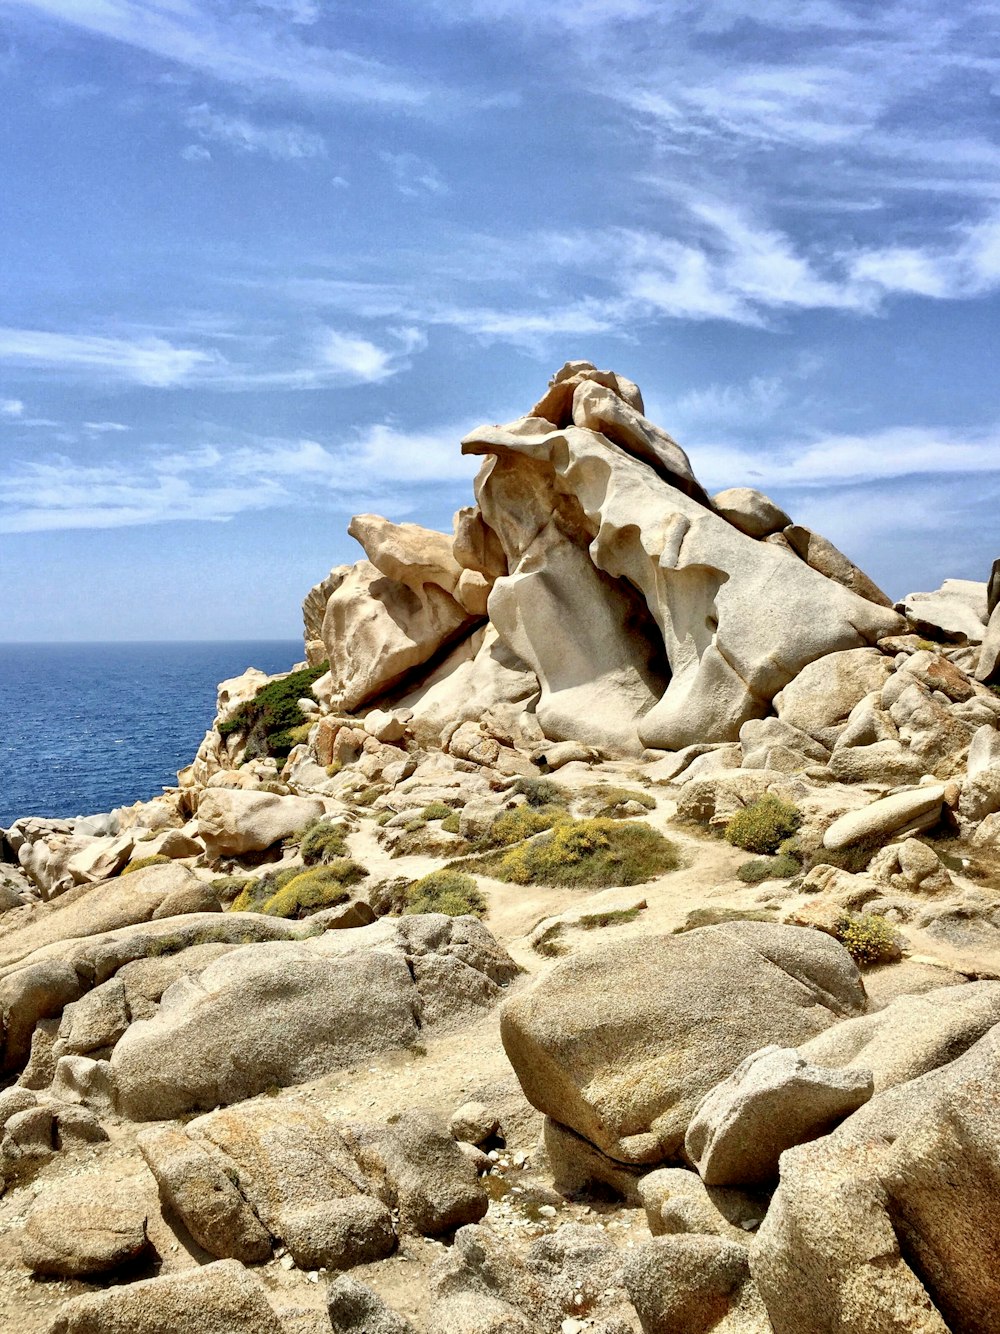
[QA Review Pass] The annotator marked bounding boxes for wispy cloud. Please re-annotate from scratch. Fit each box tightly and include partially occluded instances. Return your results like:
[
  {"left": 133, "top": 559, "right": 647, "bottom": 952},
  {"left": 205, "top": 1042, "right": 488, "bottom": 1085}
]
[
  {"left": 379, "top": 151, "right": 449, "bottom": 197},
  {"left": 185, "top": 103, "right": 327, "bottom": 161},
  {"left": 0, "top": 328, "right": 220, "bottom": 387},
  {"left": 691, "top": 424, "right": 1000, "bottom": 493},
  {"left": 1, "top": 398, "right": 25, "bottom": 418},
  {"left": 11, "top": 0, "right": 432, "bottom": 108},
  {"left": 0, "top": 420, "right": 477, "bottom": 533},
  {"left": 0, "top": 324, "right": 422, "bottom": 389}
]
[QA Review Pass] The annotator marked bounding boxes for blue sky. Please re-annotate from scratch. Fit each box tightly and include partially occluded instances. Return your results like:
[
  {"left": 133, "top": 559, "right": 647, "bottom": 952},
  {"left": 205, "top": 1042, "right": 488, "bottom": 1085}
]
[{"left": 1, "top": 0, "right": 998, "bottom": 641}]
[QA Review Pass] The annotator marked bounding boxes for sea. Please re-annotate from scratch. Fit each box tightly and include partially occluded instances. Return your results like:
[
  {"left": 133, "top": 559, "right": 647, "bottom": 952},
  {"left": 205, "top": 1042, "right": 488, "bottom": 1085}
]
[{"left": 0, "top": 641, "right": 302, "bottom": 830}]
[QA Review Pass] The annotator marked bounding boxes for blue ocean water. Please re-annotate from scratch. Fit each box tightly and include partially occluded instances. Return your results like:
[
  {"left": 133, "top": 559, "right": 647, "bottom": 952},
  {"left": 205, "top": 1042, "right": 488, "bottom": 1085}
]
[{"left": 0, "top": 641, "right": 302, "bottom": 829}]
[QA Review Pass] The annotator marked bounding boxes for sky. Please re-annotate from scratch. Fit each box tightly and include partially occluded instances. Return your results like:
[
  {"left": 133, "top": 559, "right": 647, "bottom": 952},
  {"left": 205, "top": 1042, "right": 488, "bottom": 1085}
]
[{"left": 1, "top": 0, "right": 998, "bottom": 641}]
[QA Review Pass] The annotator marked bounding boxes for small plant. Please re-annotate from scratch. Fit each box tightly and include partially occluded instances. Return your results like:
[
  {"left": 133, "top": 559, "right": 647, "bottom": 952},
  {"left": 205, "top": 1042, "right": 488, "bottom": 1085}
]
[
  {"left": 484, "top": 805, "right": 569, "bottom": 849},
  {"left": 736, "top": 854, "right": 800, "bottom": 884},
  {"left": 210, "top": 874, "right": 253, "bottom": 903},
  {"left": 216, "top": 662, "right": 328, "bottom": 761},
  {"left": 483, "top": 818, "right": 678, "bottom": 888},
  {"left": 833, "top": 913, "right": 902, "bottom": 967},
  {"left": 441, "top": 813, "right": 461, "bottom": 834},
  {"left": 326, "top": 762, "right": 342, "bottom": 777},
  {"left": 512, "top": 776, "right": 564, "bottom": 808},
  {"left": 590, "top": 786, "right": 657, "bottom": 818},
  {"left": 801, "top": 831, "right": 884, "bottom": 874},
  {"left": 404, "top": 817, "right": 427, "bottom": 833},
  {"left": 724, "top": 796, "right": 802, "bottom": 855},
  {"left": 404, "top": 870, "right": 487, "bottom": 918},
  {"left": 262, "top": 861, "right": 367, "bottom": 918},
  {"left": 122, "top": 854, "right": 172, "bottom": 876},
  {"left": 376, "top": 811, "right": 393, "bottom": 827},
  {"left": 354, "top": 786, "right": 384, "bottom": 808},
  {"left": 421, "top": 802, "right": 454, "bottom": 822},
  {"left": 297, "top": 820, "right": 349, "bottom": 865}
]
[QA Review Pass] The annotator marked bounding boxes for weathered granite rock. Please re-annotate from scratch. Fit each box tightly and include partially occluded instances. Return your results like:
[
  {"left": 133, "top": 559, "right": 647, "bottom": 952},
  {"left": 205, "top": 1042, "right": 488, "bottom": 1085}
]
[
  {"left": 623, "top": 1235, "right": 769, "bottom": 1334},
  {"left": 21, "top": 1177, "right": 149, "bottom": 1277},
  {"left": 713, "top": 487, "right": 790, "bottom": 539},
  {"left": 684, "top": 1045, "right": 873, "bottom": 1186},
  {"left": 773, "top": 648, "right": 895, "bottom": 738},
  {"left": 196, "top": 789, "right": 324, "bottom": 857},
  {"left": 45, "top": 1258, "right": 285, "bottom": 1333},
  {"left": 500, "top": 922, "right": 865, "bottom": 1178},
  {"left": 900, "top": 578, "right": 989, "bottom": 643},
  {"left": 638, "top": 1168, "right": 765, "bottom": 1242},
  {"left": 327, "top": 1275, "right": 418, "bottom": 1334},
  {"left": 822, "top": 784, "right": 946, "bottom": 850}
]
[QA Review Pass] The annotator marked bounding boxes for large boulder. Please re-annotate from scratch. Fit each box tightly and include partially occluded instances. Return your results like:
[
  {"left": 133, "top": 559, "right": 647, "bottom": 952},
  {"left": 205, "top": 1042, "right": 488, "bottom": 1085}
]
[
  {"left": 750, "top": 1025, "right": 1000, "bottom": 1333},
  {"left": 822, "top": 784, "right": 945, "bottom": 850},
  {"left": 773, "top": 648, "right": 895, "bottom": 740},
  {"left": 21, "top": 1176, "right": 150, "bottom": 1277},
  {"left": 112, "top": 917, "right": 518, "bottom": 1119},
  {"left": 500, "top": 922, "right": 866, "bottom": 1181},
  {"left": 900, "top": 578, "right": 989, "bottom": 643},
  {"left": 195, "top": 789, "right": 324, "bottom": 857}
]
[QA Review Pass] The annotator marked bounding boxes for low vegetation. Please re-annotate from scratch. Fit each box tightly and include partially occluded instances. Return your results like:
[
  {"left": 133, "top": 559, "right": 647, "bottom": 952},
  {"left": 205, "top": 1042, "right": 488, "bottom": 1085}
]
[
  {"left": 216, "top": 662, "right": 328, "bottom": 761},
  {"left": 121, "top": 854, "right": 171, "bottom": 876},
  {"left": 512, "top": 776, "right": 564, "bottom": 808},
  {"left": 261, "top": 861, "right": 367, "bottom": 918},
  {"left": 478, "top": 817, "right": 679, "bottom": 888},
  {"left": 403, "top": 870, "right": 486, "bottom": 918},
  {"left": 483, "top": 805, "right": 570, "bottom": 849},
  {"left": 296, "top": 819, "right": 349, "bottom": 865},
  {"left": 736, "top": 853, "right": 801, "bottom": 884},
  {"left": 724, "top": 796, "right": 802, "bottom": 855},
  {"left": 588, "top": 786, "right": 657, "bottom": 818},
  {"left": 421, "top": 802, "right": 454, "bottom": 821},
  {"left": 833, "top": 913, "right": 902, "bottom": 967}
]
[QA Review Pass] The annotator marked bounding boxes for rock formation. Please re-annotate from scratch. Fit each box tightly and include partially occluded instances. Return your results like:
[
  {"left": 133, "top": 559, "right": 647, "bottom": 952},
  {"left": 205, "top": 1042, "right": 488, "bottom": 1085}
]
[{"left": 1, "top": 360, "right": 1000, "bottom": 1334}]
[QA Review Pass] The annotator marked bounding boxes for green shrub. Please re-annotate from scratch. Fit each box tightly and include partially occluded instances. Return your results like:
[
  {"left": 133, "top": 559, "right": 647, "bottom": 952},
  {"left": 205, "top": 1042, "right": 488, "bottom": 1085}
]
[
  {"left": 724, "top": 796, "right": 802, "bottom": 855},
  {"left": 736, "top": 854, "right": 801, "bottom": 884},
  {"left": 590, "top": 786, "right": 657, "bottom": 818},
  {"left": 441, "top": 813, "right": 461, "bottom": 834},
  {"left": 376, "top": 811, "right": 393, "bottom": 827},
  {"left": 404, "top": 817, "right": 427, "bottom": 833},
  {"left": 404, "top": 870, "right": 486, "bottom": 918},
  {"left": 833, "top": 913, "right": 902, "bottom": 967},
  {"left": 354, "top": 786, "right": 384, "bottom": 808},
  {"left": 801, "top": 832, "right": 884, "bottom": 874},
  {"left": 512, "top": 776, "right": 564, "bottom": 808},
  {"left": 210, "top": 875, "right": 253, "bottom": 903},
  {"left": 121, "top": 854, "right": 171, "bottom": 876},
  {"left": 422, "top": 802, "right": 454, "bottom": 822},
  {"left": 262, "top": 861, "right": 367, "bottom": 918},
  {"left": 484, "top": 805, "right": 569, "bottom": 849},
  {"left": 297, "top": 820, "right": 349, "bottom": 865},
  {"left": 485, "top": 818, "right": 679, "bottom": 888},
  {"left": 230, "top": 867, "right": 300, "bottom": 913},
  {"left": 216, "top": 662, "right": 328, "bottom": 761}
]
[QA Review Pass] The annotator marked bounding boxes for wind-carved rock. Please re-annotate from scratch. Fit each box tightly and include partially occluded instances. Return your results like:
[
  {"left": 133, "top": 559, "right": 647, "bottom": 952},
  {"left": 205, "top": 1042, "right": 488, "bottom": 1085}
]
[{"left": 306, "top": 360, "right": 906, "bottom": 755}]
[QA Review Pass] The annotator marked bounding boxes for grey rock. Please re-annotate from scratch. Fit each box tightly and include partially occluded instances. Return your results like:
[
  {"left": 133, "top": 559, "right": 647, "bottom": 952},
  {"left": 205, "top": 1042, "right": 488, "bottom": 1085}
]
[
  {"left": 638, "top": 1168, "right": 765, "bottom": 1242},
  {"left": 822, "top": 784, "right": 945, "bottom": 850},
  {"left": 45, "top": 1258, "right": 285, "bottom": 1333},
  {"left": 623, "top": 1235, "right": 767, "bottom": 1334},
  {"left": 349, "top": 1109, "right": 487, "bottom": 1236},
  {"left": 449, "top": 1100, "right": 499, "bottom": 1146},
  {"left": 713, "top": 487, "right": 791, "bottom": 539},
  {"left": 20, "top": 1177, "right": 149, "bottom": 1277},
  {"left": 281, "top": 1195, "right": 395, "bottom": 1270},
  {"left": 327, "top": 1275, "right": 417, "bottom": 1333},
  {"left": 51, "top": 1054, "right": 117, "bottom": 1114},
  {"left": 500, "top": 922, "right": 865, "bottom": 1179},
  {"left": 685, "top": 1045, "right": 874, "bottom": 1186},
  {"left": 137, "top": 1124, "right": 273, "bottom": 1264}
]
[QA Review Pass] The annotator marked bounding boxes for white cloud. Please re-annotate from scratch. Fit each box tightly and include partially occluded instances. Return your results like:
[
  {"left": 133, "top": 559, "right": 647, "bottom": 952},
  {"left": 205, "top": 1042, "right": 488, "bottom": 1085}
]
[
  {"left": 180, "top": 143, "right": 212, "bottom": 162},
  {"left": 850, "top": 214, "right": 1000, "bottom": 300},
  {"left": 186, "top": 104, "right": 327, "bottom": 161},
  {"left": 690, "top": 424, "right": 1000, "bottom": 493},
  {"left": 11, "top": 0, "right": 431, "bottom": 108},
  {"left": 0, "top": 420, "right": 477, "bottom": 533},
  {"left": 0, "top": 328, "right": 220, "bottom": 387},
  {"left": 316, "top": 331, "right": 398, "bottom": 383},
  {"left": 84, "top": 420, "right": 130, "bottom": 433},
  {"left": 1, "top": 398, "right": 25, "bottom": 418},
  {"left": 380, "top": 151, "right": 449, "bottom": 197}
]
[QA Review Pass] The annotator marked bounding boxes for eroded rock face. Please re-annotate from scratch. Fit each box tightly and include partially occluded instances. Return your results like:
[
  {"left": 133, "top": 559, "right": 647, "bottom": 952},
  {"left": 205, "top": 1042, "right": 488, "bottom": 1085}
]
[{"left": 500, "top": 922, "right": 866, "bottom": 1183}]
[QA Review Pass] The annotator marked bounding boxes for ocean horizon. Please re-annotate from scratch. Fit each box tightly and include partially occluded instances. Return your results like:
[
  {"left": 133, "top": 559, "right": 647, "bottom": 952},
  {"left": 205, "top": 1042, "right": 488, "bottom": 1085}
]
[{"left": 0, "top": 640, "right": 303, "bottom": 829}]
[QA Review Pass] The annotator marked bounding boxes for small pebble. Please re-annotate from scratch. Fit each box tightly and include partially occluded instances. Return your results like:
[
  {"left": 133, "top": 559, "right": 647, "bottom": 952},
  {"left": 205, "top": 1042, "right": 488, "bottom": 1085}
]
[{"left": 538, "top": 1204, "right": 557, "bottom": 1218}]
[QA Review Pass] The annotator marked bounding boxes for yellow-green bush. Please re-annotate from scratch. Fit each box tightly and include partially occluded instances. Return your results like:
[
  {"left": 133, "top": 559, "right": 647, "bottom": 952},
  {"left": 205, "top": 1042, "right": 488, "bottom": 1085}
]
[
  {"left": 297, "top": 820, "right": 349, "bottom": 865},
  {"left": 724, "top": 796, "right": 802, "bottom": 855},
  {"left": 404, "top": 870, "right": 486, "bottom": 918},
  {"left": 487, "top": 818, "right": 678, "bottom": 888},
  {"left": 262, "top": 861, "right": 367, "bottom": 918},
  {"left": 122, "top": 854, "right": 171, "bottom": 876},
  {"left": 484, "top": 804, "right": 569, "bottom": 849},
  {"left": 512, "top": 776, "right": 564, "bottom": 808},
  {"left": 833, "top": 913, "right": 902, "bottom": 967},
  {"left": 441, "top": 813, "right": 461, "bottom": 834},
  {"left": 422, "top": 802, "right": 454, "bottom": 821}
]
